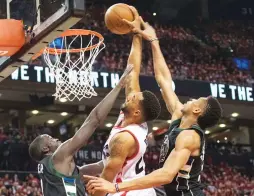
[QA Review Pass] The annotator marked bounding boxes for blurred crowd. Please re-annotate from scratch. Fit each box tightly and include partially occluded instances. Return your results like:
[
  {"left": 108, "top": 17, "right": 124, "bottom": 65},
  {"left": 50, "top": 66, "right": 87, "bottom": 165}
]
[
  {"left": 0, "top": 173, "right": 42, "bottom": 196},
  {"left": 72, "top": 6, "right": 254, "bottom": 86},
  {"left": 202, "top": 163, "right": 254, "bottom": 196},
  {"left": 1, "top": 4, "right": 254, "bottom": 85},
  {"left": 0, "top": 124, "right": 53, "bottom": 172}
]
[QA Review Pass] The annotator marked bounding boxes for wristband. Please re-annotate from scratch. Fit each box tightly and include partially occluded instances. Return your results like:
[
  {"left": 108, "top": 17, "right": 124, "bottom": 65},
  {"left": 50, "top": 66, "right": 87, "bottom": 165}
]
[
  {"left": 149, "top": 37, "right": 159, "bottom": 42},
  {"left": 115, "top": 183, "right": 120, "bottom": 192}
]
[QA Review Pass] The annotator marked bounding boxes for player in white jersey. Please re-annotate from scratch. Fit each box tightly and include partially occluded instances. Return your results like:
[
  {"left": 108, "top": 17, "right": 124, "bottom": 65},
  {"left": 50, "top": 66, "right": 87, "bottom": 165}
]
[
  {"left": 81, "top": 6, "right": 161, "bottom": 196},
  {"left": 100, "top": 111, "right": 153, "bottom": 196}
]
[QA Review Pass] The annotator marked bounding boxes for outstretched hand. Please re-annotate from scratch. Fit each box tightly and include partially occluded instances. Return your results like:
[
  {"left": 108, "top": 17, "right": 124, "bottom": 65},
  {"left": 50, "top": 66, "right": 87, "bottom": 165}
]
[
  {"left": 122, "top": 9, "right": 157, "bottom": 41},
  {"left": 83, "top": 175, "right": 116, "bottom": 195},
  {"left": 122, "top": 6, "right": 141, "bottom": 33}
]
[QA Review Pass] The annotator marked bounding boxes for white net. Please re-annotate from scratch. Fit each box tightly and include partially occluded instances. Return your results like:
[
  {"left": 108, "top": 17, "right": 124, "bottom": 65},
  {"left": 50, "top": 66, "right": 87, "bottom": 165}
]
[{"left": 43, "top": 31, "right": 105, "bottom": 101}]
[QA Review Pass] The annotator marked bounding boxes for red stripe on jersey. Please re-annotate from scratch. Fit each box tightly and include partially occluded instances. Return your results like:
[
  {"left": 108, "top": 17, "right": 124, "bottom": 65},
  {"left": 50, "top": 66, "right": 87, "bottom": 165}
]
[
  {"left": 119, "top": 130, "right": 140, "bottom": 161},
  {"left": 115, "top": 175, "right": 129, "bottom": 196},
  {"left": 116, "top": 177, "right": 122, "bottom": 183},
  {"left": 120, "top": 192, "right": 128, "bottom": 196}
]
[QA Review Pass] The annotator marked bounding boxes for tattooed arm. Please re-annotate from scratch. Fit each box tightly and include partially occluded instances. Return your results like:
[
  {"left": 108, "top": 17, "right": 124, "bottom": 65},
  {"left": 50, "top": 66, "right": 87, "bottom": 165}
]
[
  {"left": 124, "top": 7, "right": 142, "bottom": 96},
  {"left": 85, "top": 130, "right": 201, "bottom": 194},
  {"left": 93, "top": 132, "right": 136, "bottom": 196}
]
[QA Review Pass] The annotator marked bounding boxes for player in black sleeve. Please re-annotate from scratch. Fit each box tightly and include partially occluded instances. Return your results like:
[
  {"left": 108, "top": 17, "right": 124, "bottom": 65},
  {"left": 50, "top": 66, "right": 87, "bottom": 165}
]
[
  {"left": 28, "top": 65, "right": 133, "bottom": 196},
  {"left": 84, "top": 16, "right": 222, "bottom": 196}
]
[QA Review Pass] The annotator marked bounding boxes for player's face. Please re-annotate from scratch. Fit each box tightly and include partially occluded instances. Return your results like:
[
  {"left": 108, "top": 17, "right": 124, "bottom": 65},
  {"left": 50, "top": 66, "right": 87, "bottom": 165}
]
[
  {"left": 121, "top": 92, "right": 144, "bottom": 114},
  {"left": 41, "top": 134, "right": 61, "bottom": 153},
  {"left": 182, "top": 97, "right": 208, "bottom": 115}
]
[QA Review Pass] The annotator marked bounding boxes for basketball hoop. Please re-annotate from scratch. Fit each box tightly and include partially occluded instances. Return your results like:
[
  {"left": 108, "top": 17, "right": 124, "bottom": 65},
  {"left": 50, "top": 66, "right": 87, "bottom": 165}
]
[{"left": 42, "top": 29, "right": 105, "bottom": 101}]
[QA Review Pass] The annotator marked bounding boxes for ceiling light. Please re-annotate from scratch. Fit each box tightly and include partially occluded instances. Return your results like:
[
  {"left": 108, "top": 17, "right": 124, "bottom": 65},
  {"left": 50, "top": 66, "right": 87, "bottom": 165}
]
[
  {"left": 219, "top": 124, "right": 226, "bottom": 128},
  {"left": 153, "top": 12, "right": 157, "bottom": 16},
  {"left": 231, "top": 113, "right": 239, "bottom": 117},
  {"left": 205, "top": 130, "right": 210, "bottom": 134},
  {"left": 105, "top": 123, "right": 113, "bottom": 128},
  {"left": 217, "top": 140, "right": 220, "bottom": 143},
  {"left": 152, "top": 127, "right": 158, "bottom": 131},
  {"left": 47, "top": 120, "right": 55, "bottom": 124},
  {"left": 61, "top": 112, "right": 68, "bottom": 116},
  {"left": 59, "top": 98, "right": 67, "bottom": 103},
  {"left": 31, "top": 110, "right": 39, "bottom": 115},
  {"left": 167, "top": 120, "right": 171, "bottom": 123},
  {"left": 224, "top": 137, "right": 227, "bottom": 141}
]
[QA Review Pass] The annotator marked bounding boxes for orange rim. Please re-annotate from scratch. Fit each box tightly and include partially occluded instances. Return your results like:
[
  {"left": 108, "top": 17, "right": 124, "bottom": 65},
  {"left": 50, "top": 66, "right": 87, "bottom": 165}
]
[{"left": 32, "top": 29, "right": 104, "bottom": 60}]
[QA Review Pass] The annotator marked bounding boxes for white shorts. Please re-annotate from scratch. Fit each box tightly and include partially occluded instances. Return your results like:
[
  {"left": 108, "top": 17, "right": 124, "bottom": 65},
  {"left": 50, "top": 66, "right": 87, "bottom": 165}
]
[{"left": 107, "top": 188, "right": 156, "bottom": 196}]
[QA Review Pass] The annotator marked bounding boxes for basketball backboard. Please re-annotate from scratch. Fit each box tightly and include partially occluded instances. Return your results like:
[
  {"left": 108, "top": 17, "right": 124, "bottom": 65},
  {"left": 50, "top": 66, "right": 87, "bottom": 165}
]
[{"left": 0, "top": 0, "right": 86, "bottom": 82}]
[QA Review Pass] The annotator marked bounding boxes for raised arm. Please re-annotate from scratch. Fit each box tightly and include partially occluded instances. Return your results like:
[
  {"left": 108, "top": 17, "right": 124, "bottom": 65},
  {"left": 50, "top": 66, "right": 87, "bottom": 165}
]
[
  {"left": 53, "top": 65, "right": 133, "bottom": 162},
  {"left": 125, "top": 19, "right": 183, "bottom": 119},
  {"left": 85, "top": 130, "right": 201, "bottom": 194},
  {"left": 123, "top": 6, "right": 142, "bottom": 96},
  {"left": 151, "top": 40, "right": 183, "bottom": 117}
]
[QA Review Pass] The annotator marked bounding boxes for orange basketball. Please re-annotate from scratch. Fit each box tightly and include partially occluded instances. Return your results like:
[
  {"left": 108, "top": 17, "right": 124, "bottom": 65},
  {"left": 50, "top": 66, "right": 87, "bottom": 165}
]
[{"left": 105, "top": 3, "right": 135, "bottom": 35}]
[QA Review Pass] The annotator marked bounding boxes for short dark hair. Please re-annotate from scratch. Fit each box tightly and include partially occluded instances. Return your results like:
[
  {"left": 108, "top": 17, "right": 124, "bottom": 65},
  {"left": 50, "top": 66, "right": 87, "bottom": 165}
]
[
  {"left": 197, "top": 96, "right": 222, "bottom": 129},
  {"left": 29, "top": 136, "right": 44, "bottom": 162},
  {"left": 140, "top": 90, "right": 161, "bottom": 121}
]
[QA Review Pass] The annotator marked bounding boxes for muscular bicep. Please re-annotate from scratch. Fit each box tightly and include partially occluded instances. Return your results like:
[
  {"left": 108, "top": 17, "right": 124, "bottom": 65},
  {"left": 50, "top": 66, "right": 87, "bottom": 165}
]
[
  {"left": 162, "top": 130, "right": 200, "bottom": 179},
  {"left": 162, "top": 148, "right": 191, "bottom": 180},
  {"left": 101, "top": 132, "right": 136, "bottom": 182}
]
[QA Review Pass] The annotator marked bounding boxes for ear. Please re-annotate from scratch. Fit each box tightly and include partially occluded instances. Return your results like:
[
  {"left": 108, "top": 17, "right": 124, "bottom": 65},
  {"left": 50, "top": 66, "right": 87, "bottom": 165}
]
[
  {"left": 193, "top": 106, "right": 202, "bottom": 115},
  {"left": 134, "top": 109, "right": 141, "bottom": 117},
  {"left": 41, "top": 146, "right": 49, "bottom": 154}
]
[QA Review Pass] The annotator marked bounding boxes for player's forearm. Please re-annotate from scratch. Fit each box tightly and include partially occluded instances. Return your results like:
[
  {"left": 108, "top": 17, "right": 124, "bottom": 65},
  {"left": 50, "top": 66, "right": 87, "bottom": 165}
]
[
  {"left": 79, "top": 161, "right": 104, "bottom": 176},
  {"left": 89, "top": 84, "right": 122, "bottom": 123},
  {"left": 100, "top": 163, "right": 121, "bottom": 183},
  {"left": 93, "top": 168, "right": 119, "bottom": 196},
  {"left": 118, "top": 168, "right": 173, "bottom": 192},
  {"left": 125, "top": 34, "right": 142, "bottom": 95},
  {"left": 73, "top": 84, "right": 122, "bottom": 147},
  {"left": 151, "top": 41, "right": 173, "bottom": 85},
  {"left": 127, "top": 34, "right": 142, "bottom": 73}
]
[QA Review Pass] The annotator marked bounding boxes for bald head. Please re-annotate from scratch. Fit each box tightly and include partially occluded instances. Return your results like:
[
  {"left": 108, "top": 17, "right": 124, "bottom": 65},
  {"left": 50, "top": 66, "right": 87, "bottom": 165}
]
[{"left": 29, "top": 135, "right": 45, "bottom": 162}]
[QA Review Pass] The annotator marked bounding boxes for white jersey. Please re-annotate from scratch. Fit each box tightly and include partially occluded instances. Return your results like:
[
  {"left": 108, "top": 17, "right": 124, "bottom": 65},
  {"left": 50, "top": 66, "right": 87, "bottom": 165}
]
[{"left": 102, "top": 112, "right": 156, "bottom": 196}]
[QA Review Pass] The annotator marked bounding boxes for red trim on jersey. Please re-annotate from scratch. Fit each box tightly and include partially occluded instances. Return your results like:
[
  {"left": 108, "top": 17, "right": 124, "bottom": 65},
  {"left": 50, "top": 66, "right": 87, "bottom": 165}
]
[
  {"left": 119, "top": 130, "right": 139, "bottom": 161},
  {"left": 116, "top": 177, "right": 122, "bottom": 183},
  {"left": 120, "top": 192, "right": 128, "bottom": 196},
  {"left": 113, "top": 126, "right": 123, "bottom": 129}
]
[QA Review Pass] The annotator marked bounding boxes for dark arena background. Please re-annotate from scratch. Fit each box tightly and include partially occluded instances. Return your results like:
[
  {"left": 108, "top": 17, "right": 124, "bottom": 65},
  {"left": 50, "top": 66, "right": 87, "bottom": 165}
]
[{"left": 0, "top": 0, "right": 254, "bottom": 195}]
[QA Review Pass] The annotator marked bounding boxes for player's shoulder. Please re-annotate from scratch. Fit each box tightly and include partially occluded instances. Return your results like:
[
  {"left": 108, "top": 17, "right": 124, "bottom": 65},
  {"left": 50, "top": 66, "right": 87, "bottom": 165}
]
[
  {"left": 176, "top": 129, "right": 201, "bottom": 150},
  {"left": 111, "top": 131, "right": 136, "bottom": 142},
  {"left": 109, "top": 131, "right": 136, "bottom": 148}
]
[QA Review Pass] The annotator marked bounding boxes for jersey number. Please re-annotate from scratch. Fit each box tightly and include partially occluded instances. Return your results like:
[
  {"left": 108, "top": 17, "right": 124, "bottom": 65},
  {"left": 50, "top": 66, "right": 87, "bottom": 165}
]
[
  {"left": 38, "top": 164, "right": 43, "bottom": 174},
  {"left": 135, "top": 156, "right": 144, "bottom": 174}
]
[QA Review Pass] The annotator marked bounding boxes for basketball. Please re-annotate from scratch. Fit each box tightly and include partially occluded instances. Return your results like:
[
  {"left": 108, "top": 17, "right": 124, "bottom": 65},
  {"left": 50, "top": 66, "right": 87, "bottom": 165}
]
[{"left": 105, "top": 3, "right": 135, "bottom": 35}]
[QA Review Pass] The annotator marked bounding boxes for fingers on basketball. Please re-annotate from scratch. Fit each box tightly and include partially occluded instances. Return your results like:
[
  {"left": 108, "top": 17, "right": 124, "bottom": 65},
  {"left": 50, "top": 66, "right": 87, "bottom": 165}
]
[
  {"left": 122, "top": 18, "right": 132, "bottom": 26},
  {"left": 128, "top": 6, "right": 139, "bottom": 19}
]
